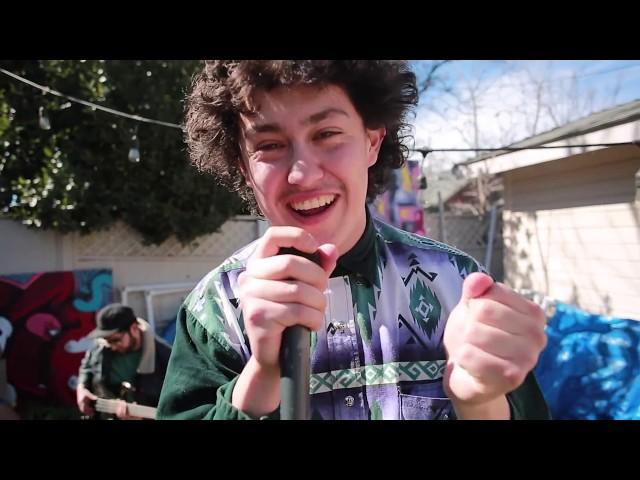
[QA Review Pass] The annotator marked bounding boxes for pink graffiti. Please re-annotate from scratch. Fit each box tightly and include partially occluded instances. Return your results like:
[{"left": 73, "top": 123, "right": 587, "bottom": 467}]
[{"left": 26, "top": 313, "right": 62, "bottom": 341}]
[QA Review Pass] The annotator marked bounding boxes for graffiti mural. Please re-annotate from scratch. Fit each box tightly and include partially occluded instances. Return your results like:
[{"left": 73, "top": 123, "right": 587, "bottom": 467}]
[
  {"left": 370, "top": 161, "right": 425, "bottom": 235},
  {"left": 0, "top": 269, "right": 112, "bottom": 409}
]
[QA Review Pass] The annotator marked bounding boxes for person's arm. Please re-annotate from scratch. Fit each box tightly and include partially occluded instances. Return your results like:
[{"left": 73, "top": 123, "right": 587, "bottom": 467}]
[
  {"left": 76, "top": 349, "right": 98, "bottom": 415},
  {"left": 156, "top": 306, "right": 278, "bottom": 420},
  {"left": 452, "top": 396, "right": 511, "bottom": 420},
  {"left": 228, "top": 227, "right": 338, "bottom": 418},
  {"left": 444, "top": 273, "right": 549, "bottom": 420},
  {"left": 506, "top": 371, "right": 551, "bottom": 420},
  {"left": 449, "top": 374, "right": 551, "bottom": 419},
  {"left": 159, "top": 227, "right": 337, "bottom": 420}
]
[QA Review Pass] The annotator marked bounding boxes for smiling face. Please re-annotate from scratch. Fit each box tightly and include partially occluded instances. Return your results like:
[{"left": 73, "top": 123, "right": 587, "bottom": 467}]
[{"left": 238, "top": 84, "right": 385, "bottom": 255}]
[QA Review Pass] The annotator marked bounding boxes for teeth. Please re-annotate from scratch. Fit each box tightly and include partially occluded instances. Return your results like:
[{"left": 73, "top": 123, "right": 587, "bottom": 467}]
[{"left": 291, "top": 194, "right": 335, "bottom": 211}]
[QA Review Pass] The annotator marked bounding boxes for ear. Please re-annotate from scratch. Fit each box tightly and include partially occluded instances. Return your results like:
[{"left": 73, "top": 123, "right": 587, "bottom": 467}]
[
  {"left": 366, "top": 127, "right": 386, "bottom": 167},
  {"left": 129, "top": 323, "right": 139, "bottom": 336},
  {"left": 237, "top": 152, "right": 254, "bottom": 188}
]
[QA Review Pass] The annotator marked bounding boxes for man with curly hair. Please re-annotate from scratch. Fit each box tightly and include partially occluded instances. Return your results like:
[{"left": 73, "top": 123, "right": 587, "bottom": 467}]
[{"left": 157, "top": 60, "right": 550, "bottom": 420}]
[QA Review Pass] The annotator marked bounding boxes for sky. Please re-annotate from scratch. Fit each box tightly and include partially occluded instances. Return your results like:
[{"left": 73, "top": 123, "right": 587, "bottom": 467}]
[{"left": 409, "top": 60, "right": 640, "bottom": 172}]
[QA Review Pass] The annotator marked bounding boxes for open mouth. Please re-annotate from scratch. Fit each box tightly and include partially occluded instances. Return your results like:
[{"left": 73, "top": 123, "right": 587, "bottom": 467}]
[{"left": 288, "top": 194, "right": 337, "bottom": 217}]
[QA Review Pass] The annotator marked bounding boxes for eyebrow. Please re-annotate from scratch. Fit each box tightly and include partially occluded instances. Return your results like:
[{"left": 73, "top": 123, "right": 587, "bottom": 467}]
[
  {"left": 244, "top": 107, "right": 350, "bottom": 137},
  {"left": 304, "top": 107, "right": 350, "bottom": 125}
]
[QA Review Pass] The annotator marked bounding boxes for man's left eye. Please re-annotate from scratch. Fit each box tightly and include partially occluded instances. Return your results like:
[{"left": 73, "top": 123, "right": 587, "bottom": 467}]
[{"left": 317, "top": 131, "right": 340, "bottom": 139}]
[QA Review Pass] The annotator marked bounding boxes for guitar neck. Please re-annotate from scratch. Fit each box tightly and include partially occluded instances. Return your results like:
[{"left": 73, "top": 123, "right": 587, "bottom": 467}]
[{"left": 95, "top": 398, "right": 157, "bottom": 420}]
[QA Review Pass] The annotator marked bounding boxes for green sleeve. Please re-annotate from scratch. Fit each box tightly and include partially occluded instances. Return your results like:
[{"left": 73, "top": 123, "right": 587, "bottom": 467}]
[
  {"left": 506, "top": 371, "right": 551, "bottom": 420},
  {"left": 77, "top": 347, "right": 95, "bottom": 390},
  {"left": 156, "top": 306, "right": 279, "bottom": 420}
]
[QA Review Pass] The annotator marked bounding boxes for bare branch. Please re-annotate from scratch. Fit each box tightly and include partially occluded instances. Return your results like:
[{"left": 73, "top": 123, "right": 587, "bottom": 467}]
[{"left": 418, "top": 60, "right": 453, "bottom": 94}]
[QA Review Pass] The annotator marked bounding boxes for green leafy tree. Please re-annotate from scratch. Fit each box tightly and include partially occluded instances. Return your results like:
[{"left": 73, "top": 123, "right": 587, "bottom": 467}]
[{"left": 0, "top": 60, "right": 245, "bottom": 245}]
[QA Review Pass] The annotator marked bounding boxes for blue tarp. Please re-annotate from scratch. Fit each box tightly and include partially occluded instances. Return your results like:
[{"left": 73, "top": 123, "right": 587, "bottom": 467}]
[{"left": 534, "top": 302, "right": 640, "bottom": 420}]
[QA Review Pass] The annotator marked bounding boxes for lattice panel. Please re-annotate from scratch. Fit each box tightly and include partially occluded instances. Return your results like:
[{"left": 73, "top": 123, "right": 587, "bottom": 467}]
[
  {"left": 424, "top": 213, "right": 503, "bottom": 250},
  {"left": 76, "top": 219, "right": 258, "bottom": 258}
]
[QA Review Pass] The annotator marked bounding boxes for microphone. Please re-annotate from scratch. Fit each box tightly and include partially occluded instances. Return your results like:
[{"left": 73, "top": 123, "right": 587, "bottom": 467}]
[{"left": 277, "top": 247, "right": 321, "bottom": 420}]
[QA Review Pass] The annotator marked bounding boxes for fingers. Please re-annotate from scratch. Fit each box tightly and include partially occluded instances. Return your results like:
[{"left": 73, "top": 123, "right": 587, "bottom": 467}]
[
  {"left": 460, "top": 272, "right": 494, "bottom": 302},
  {"left": 115, "top": 400, "right": 128, "bottom": 419},
  {"left": 246, "top": 226, "right": 337, "bottom": 288},
  {"left": 240, "top": 279, "right": 327, "bottom": 311},
  {"left": 243, "top": 298, "right": 326, "bottom": 332},
  {"left": 460, "top": 319, "right": 546, "bottom": 368},
  {"left": 465, "top": 274, "right": 546, "bottom": 322},
  {"left": 317, "top": 243, "right": 339, "bottom": 276},
  {"left": 244, "top": 254, "right": 329, "bottom": 291},
  {"left": 79, "top": 403, "right": 95, "bottom": 415},
  {"left": 452, "top": 343, "right": 526, "bottom": 396},
  {"left": 78, "top": 397, "right": 95, "bottom": 415},
  {"left": 467, "top": 298, "right": 548, "bottom": 346},
  {"left": 252, "top": 226, "right": 319, "bottom": 261}
]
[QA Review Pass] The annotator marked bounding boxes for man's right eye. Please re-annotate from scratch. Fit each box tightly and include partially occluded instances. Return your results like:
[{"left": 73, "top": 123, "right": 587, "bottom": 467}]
[{"left": 257, "top": 142, "right": 283, "bottom": 151}]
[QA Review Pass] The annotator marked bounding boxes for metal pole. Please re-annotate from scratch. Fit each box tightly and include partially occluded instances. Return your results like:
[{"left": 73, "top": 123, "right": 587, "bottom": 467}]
[
  {"left": 484, "top": 205, "right": 498, "bottom": 273},
  {"left": 437, "top": 191, "right": 447, "bottom": 243}
]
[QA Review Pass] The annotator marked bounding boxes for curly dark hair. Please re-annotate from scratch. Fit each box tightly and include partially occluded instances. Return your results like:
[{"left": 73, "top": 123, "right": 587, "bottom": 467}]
[{"left": 184, "top": 60, "right": 418, "bottom": 215}]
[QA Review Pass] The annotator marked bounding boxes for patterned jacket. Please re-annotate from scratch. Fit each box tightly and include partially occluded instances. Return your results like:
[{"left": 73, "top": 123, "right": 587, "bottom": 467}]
[{"left": 157, "top": 217, "right": 549, "bottom": 420}]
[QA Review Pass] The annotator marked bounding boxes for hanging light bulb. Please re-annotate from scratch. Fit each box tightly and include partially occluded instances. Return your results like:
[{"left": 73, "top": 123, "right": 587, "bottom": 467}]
[
  {"left": 128, "top": 133, "right": 140, "bottom": 163},
  {"left": 38, "top": 106, "right": 51, "bottom": 130}
]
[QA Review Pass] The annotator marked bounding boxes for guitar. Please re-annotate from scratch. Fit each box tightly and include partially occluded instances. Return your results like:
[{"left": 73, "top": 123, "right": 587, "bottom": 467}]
[{"left": 94, "top": 398, "right": 157, "bottom": 420}]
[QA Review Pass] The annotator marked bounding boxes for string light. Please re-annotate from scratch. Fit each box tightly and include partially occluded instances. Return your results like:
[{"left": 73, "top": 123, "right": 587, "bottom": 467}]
[
  {"left": 38, "top": 106, "right": 51, "bottom": 130},
  {"left": 128, "top": 136, "right": 140, "bottom": 163},
  {"left": 127, "top": 124, "right": 141, "bottom": 163},
  {"left": 0, "top": 67, "right": 183, "bottom": 130},
  {"left": 2, "top": 67, "right": 638, "bottom": 164}
]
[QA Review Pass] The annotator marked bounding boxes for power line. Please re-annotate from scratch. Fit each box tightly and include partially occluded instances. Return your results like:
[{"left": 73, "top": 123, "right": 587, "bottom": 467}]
[
  {"left": 429, "top": 62, "right": 640, "bottom": 93},
  {"left": 411, "top": 141, "right": 640, "bottom": 157},
  {"left": 498, "top": 62, "right": 640, "bottom": 88},
  {"left": 0, "top": 68, "right": 184, "bottom": 130},
  {"left": 577, "top": 63, "right": 640, "bottom": 79}
]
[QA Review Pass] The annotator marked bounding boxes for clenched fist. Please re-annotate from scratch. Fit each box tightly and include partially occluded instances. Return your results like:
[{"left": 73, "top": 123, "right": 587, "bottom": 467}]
[{"left": 443, "top": 273, "right": 547, "bottom": 414}]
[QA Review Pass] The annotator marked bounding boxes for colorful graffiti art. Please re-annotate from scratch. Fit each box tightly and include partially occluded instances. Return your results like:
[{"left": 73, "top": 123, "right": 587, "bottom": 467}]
[
  {"left": 0, "top": 269, "right": 112, "bottom": 409},
  {"left": 370, "top": 161, "right": 425, "bottom": 235}
]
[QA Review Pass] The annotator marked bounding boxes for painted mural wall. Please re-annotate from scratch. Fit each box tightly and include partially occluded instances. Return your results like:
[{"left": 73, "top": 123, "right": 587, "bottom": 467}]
[
  {"left": 370, "top": 161, "right": 425, "bottom": 235},
  {"left": 0, "top": 269, "right": 112, "bottom": 415}
]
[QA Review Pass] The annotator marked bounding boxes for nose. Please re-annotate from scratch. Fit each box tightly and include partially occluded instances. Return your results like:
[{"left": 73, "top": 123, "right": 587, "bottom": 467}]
[{"left": 287, "top": 144, "right": 323, "bottom": 187}]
